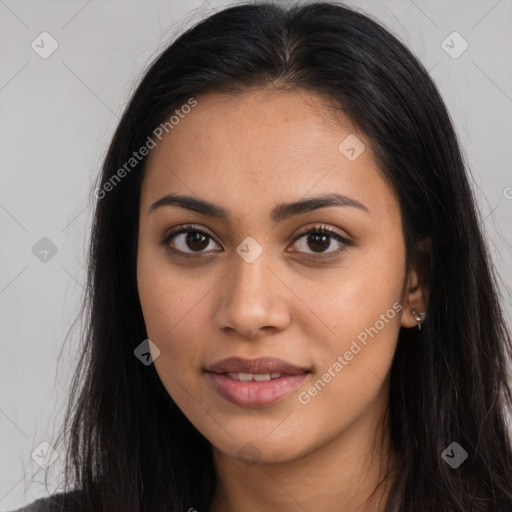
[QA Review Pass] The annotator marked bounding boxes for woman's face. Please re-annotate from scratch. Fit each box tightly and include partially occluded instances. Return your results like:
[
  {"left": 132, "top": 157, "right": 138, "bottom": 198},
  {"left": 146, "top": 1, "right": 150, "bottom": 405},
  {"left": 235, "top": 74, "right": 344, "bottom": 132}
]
[{"left": 137, "top": 89, "right": 421, "bottom": 465}]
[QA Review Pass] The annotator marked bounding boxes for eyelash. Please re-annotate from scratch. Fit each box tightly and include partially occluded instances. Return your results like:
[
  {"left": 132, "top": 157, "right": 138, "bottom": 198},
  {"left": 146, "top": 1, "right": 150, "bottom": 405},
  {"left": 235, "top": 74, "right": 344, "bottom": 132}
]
[{"left": 159, "top": 223, "right": 352, "bottom": 261}]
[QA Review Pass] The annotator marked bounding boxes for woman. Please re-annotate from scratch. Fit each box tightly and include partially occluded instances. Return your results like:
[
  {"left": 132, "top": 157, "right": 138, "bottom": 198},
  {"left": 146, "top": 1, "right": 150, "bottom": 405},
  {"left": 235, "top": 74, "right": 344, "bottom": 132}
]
[{"left": 12, "top": 1, "right": 512, "bottom": 511}]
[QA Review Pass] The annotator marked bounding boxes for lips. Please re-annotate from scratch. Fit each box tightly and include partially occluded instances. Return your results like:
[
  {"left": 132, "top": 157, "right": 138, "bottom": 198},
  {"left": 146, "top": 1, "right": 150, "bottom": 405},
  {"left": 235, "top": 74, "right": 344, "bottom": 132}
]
[
  {"left": 205, "top": 356, "right": 310, "bottom": 407},
  {"left": 205, "top": 356, "right": 308, "bottom": 376}
]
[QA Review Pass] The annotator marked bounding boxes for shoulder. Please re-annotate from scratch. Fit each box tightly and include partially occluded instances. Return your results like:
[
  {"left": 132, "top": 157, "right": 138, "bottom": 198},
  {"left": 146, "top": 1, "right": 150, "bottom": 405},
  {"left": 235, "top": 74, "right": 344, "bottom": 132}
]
[{"left": 7, "top": 490, "right": 84, "bottom": 512}]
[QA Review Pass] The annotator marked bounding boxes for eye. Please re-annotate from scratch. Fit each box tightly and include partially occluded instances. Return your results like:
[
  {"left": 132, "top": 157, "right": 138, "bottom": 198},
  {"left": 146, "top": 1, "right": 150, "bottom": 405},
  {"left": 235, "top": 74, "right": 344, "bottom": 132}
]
[
  {"left": 159, "top": 223, "right": 351, "bottom": 259},
  {"left": 289, "top": 224, "right": 351, "bottom": 260},
  {"left": 160, "top": 224, "right": 220, "bottom": 255}
]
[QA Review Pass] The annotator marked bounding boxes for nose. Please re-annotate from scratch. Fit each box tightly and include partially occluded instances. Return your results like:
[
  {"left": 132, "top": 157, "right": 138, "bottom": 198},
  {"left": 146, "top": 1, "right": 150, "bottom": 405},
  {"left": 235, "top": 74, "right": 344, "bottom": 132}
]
[{"left": 213, "top": 247, "right": 291, "bottom": 339}]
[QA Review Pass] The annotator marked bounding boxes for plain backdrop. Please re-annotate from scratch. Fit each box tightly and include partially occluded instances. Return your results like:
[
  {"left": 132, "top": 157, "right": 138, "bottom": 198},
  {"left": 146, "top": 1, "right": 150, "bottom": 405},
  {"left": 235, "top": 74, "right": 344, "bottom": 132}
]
[{"left": 1, "top": 0, "right": 511, "bottom": 509}]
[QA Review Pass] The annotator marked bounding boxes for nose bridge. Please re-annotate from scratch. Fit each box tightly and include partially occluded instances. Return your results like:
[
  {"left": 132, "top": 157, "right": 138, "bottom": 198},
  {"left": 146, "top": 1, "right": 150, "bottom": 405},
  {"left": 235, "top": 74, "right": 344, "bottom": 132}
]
[
  {"left": 227, "top": 242, "right": 274, "bottom": 306},
  {"left": 231, "top": 243, "right": 271, "bottom": 295},
  {"left": 227, "top": 232, "right": 272, "bottom": 293}
]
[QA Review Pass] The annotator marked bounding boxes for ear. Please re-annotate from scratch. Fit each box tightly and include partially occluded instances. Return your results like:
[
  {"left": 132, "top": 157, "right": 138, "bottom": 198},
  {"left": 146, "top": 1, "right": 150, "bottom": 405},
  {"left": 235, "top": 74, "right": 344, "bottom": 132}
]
[{"left": 400, "top": 238, "right": 430, "bottom": 329}]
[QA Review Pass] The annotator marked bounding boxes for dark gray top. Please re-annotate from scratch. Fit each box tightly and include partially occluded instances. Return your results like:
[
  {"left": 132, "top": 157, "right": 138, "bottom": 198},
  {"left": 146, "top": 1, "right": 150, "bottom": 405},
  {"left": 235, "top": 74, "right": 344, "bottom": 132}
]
[{"left": 8, "top": 491, "right": 81, "bottom": 512}]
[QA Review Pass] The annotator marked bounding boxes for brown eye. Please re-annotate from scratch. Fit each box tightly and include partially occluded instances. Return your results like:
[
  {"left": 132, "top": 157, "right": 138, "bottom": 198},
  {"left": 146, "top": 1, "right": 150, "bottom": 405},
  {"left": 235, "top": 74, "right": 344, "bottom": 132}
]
[
  {"left": 290, "top": 225, "right": 351, "bottom": 259},
  {"left": 183, "top": 231, "right": 210, "bottom": 251},
  {"left": 161, "top": 225, "right": 220, "bottom": 254},
  {"left": 305, "top": 232, "right": 331, "bottom": 252}
]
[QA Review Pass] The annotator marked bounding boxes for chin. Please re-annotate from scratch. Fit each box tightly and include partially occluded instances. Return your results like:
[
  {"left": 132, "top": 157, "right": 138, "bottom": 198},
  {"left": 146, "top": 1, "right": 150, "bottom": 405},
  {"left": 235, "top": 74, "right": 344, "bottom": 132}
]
[{"left": 208, "top": 430, "right": 309, "bottom": 466}]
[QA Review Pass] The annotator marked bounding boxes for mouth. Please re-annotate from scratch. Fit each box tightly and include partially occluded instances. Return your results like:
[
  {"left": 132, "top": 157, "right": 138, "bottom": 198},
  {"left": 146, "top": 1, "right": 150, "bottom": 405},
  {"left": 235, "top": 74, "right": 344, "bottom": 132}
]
[{"left": 205, "top": 356, "right": 310, "bottom": 407}]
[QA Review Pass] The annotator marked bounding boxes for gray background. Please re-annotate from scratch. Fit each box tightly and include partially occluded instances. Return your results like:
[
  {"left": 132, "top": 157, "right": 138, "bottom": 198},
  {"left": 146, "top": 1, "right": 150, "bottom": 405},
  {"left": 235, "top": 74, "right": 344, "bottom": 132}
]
[{"left": 1, "top": 0, "right": 511, "bottom": 509}]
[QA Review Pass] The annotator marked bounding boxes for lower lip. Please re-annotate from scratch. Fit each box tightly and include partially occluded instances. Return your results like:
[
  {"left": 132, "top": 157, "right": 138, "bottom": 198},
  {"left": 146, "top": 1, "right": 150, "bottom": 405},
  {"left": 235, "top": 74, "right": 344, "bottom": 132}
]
[{"left": 206, "top": 372, "right": 309, "bottom": 407}]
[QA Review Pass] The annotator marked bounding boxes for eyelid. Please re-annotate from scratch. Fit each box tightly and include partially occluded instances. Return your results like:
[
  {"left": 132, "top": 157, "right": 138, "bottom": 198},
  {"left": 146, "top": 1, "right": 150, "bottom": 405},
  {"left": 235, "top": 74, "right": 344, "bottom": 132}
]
[
  {"left": 164, "top": 223, "right": 216, "bottom": 240},
  {"left": 291, "top": 222, "right": 349, "bottom": 242}
]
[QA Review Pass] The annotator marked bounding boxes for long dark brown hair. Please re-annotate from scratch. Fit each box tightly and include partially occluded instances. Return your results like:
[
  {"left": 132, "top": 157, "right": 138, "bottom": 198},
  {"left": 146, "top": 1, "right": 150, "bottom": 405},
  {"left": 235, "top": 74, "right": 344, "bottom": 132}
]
[{"left": 42, "top": 1, "right": 512, "bottom": 510}]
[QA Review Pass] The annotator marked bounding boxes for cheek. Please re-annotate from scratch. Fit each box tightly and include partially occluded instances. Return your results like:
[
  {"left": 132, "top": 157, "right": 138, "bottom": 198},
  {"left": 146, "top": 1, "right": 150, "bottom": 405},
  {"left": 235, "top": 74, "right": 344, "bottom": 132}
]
[
  {"left": 136, "top": 244, "right": 220, "bottom": 410},
  {"left": 137, "top": 267, "right": 206, "bottom": 409},
  {"left": 137, "top": 266, "right": 206, "bottom": 353},
  {"left": 294, "top": 274, "right": 402, "bottom": 455}
]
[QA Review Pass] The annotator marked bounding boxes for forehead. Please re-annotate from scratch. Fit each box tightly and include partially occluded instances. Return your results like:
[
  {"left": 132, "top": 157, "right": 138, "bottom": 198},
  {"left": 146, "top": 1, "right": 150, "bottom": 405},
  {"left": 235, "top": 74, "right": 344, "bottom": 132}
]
[
  {"left": 148, "top": 88, "right": 351, "bottom": 166},
  {"left": 141, "top": 88, "right": 399, "bottom": 221}
]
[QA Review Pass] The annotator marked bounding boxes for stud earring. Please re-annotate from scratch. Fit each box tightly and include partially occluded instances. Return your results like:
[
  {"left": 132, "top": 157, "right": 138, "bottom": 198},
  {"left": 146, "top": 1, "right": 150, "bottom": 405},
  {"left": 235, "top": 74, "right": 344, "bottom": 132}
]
[{"left": 412, "top": 309, "right": 425, "bottom": 330}]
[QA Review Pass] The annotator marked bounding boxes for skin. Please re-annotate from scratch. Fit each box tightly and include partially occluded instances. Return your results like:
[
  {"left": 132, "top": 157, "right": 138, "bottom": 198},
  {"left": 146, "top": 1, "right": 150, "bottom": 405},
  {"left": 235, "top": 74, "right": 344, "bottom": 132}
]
[{"left": 136, "top": 88, "right": 427, "bottom": 512}]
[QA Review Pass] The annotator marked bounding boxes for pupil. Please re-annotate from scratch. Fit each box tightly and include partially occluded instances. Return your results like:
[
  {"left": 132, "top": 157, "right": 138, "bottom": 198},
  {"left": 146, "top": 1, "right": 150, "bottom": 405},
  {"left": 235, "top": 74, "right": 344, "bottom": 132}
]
[
  {"left": 187, "top": 232, "right": 209, "bottom": 251},
  {"left": 308, "top": 233, "right": 329, "bottom": 252}
]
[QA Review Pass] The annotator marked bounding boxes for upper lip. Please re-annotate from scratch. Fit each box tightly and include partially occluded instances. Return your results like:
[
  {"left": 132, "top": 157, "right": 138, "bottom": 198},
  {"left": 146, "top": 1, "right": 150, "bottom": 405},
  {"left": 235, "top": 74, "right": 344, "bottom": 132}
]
[{"left": 206, "top": 356, "right": 309, "bottom": 375}]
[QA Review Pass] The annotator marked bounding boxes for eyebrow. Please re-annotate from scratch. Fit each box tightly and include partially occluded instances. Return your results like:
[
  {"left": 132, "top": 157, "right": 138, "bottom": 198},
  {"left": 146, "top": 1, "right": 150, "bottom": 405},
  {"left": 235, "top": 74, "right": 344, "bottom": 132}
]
[{"left": 148, "top": 192, "right": 368, "bottom": 223}]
